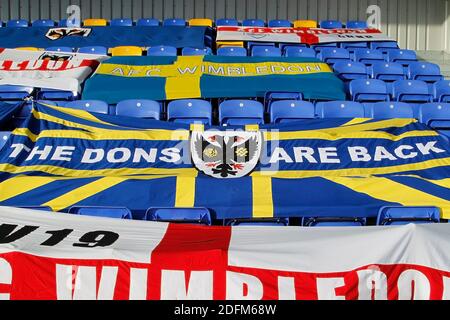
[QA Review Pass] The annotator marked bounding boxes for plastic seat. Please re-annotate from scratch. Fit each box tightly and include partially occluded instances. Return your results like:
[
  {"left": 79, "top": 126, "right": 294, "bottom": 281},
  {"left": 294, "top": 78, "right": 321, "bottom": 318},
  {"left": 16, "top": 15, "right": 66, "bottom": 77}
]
[
  {"left": 225, "top": 218, "right": 289, "bottom": 226},
  {"left": 283, "top": 47, "right": 316, "bottom": 58},
  {"left": 181, "top": 47, "right": 212, "bottom": 56},
  {"left": 45, "top": 46, "right": 73, "bottom": 53},
  {"left": 0, "top": 85, "right": 34, "bottom": 100},
  {"left": 386, "top": 49, "right": 417, "bottom": 65},
  {"left": 216, "top": 18, "right": 239, "bottom": 26},
  {"left": 167, "top": 99, "right": 212, "bottom": 125},
  {"left": 7, "top": 19, "right": 29, "bottom": 27},
  {"left": 69, "top": 206, "right": 133, "bottom": 219},
  {"left": 340, "top": 42, "right": 368, "bottom": 51},
  {"left": 346, "top": 21, "right": 368, "bottom": 29},
  {"left": 311, "top": 42, "right": 338, "bottom": 53},
  {"left": 417, "top": 103, "right": 450, "bottom": 137},
  {"left": 146, "top": 207, "right": 212, "bottom": 225},
  {"left": 333, "top": 61, "right": 368, "bottom": 81},
  {"left": 377, "top": 206, "right": 440, "bottom": 225},
  {"left": 252, "top": 46, "right": 281, "bottom": 57},
  {"left": 58, "top": 19, "right": 68, "bottom": 27},
  {"left": 370, "top": 61, "right": 405, "bottom": 82},
  {"left": 316, "top": 101, "right": 365, "bottom": 118},
  {"left": 0, "top": 132, "right": 11, "bottom": 151},
  {"left": 302, "top": 217, "right": 366, "bottom": 227},
  {"left": 147, "top": 45, "right": 177, "bottom": 56},
  {"left": 163, "top": 18, "right": 186, "bottom": 26},
  {"left": 317, "top": 48, "right": 351, "bottom": 65},
  {"left": 219, "top": 100, "right": 264, "bottom": 126},
  {"left": 407, "top": 62, "right": 443, "bottom": 83},
  {"left": 32, "top": 19, "right": 56, "bottom": 27},
  {"left": 293, "top": 20, "right": 317, "bottom": 28},
  {"left": 365, "top": 102, "right": 413, "bottom": 119},
  {"left": 433, "top": 80, "right": 450, "bottom": 102},
  {"left": 242, "top": 19, "right": 265, "bottom": 27},
  {"left": 353, "top": 49, "right": 385, "bottom": 65},
  {"left": 319, "top": 20, "right": 343, "bottom": 29},
  {"left": 349, "top": 79, "right": 389, "bottom": 102},
  {"left": 217, "top": 46, "right": 247, "bottom": 56},
  {"left": 269, "top": 100, "right": 315, "bottom": 123},
  {"left": 392, "top": 80, "right": 433, "bottom": 103},
  {"left": 37, "top": 89, "right": 76, "bottom": 101},
  {"left": 111, "top": 46, "right": 143, "bottom": 56},
  {"left": 370, "top": 41, "right": 399, "bottom": 51},
  {"left": 110, "top": 18, "right": 133, "bottom": 26},
  {"left": 83, "top": 18, "right": 108, "bottom": 26},
  {"left": 246, "top": 41, "right": 276, "bottom": 51},
  {"left": 136, "top": 18, "right": 160, "bottom": 26},
  {"left": 268, "top": 19, "right": 291, "bottom": 27},
  {"left": 78, "top": 46, "right": 108, "bottom": 55},
  {"left": 189, "top": 18, "right": 213, "bottom": 27},
  {"left": 65, "top": 100, "right": 109, "bottom": 114},
  {"left": 116, "top": 99, "right": 160, "bottom": 119}
]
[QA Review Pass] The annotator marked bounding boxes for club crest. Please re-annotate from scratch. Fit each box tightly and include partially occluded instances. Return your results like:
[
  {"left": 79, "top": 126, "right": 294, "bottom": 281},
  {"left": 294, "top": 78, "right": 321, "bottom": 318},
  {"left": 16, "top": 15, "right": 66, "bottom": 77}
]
[
  {"left": 191, "top": 130, "right": 262, "bottom": 178},
  {"left": 45, "top": 27, "right": 92, "bottom": 41}
]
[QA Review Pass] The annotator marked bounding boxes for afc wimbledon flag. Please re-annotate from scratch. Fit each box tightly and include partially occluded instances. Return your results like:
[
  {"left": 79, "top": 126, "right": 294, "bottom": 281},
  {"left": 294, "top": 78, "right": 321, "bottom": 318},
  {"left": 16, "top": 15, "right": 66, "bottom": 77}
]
[
  {"left": 82, "top": 55, "right": 346, "bottom": 103},
  {"left": 0, "top": 103, "right": 450, "bottom": 220}
]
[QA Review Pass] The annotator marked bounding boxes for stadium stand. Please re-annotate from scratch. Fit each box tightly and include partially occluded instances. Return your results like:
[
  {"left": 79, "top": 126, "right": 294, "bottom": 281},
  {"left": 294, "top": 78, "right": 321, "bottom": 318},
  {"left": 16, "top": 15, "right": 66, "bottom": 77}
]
[
  {"left": 364, "top": 102, "right": 414, "bottom": 119},
  {"left": 7, "top": 19, "right": 29, "bottom": 27},
  {"left": 251, "top": 46, "right": 281, "bottom": 57},
  {"left": 111, "top": 46, "right": 143, "bottom": 56},
  {"left": 216, "top": 18, "right": 240, "bottom": 26},
  {"left": 268, "top": 19, "right": 291, "bottom": 27},
  {"left": 315, "top": 101, "right": 365, "bottom": 118},
  {"left": 242, "top": 19, "right": 265, "bottom": 27},
  {"left": 408, "top": 62, "right": 443, "bottom": 83},
  {"left": 0, "top": 132, "right": 10, "bottom": 150},
  {"left": 269, "top": 100, "right": 315, "bottom": 123},
  {"left": 433, "top": 80, "right": 450, "bottom": 102},
  {"left": 345, "top": 20, "right": 368, "bottom": 29},
  {"left": 333, "top": 61, "right": 368, "bottom": 81},
  {"left": 83, "top": 18, "right": 108, "bottom": 26},
  {"left": 45, "top": 46, "right": 73, "bottom": 52},
  {"left": 225, "top": 218, "right": 290, "bottom": 226},
  {"left": 136, "top": 18, "right": 160, "bottom": 26},
  {"left": 302, "top": 217, "right": 367, "bottom": 227},
  {"left": 386, "top": 49, "right": 417, "bottom": 65},
  {"left": 167, "top": 99, "right": 212, "bottom": 125},
  {"left": 147, "top": 45, "right": 177, "bottom": 56},
  {"left": 376, "top": 207, "right": 440, "bottom": 225},
  {"left": 182, "top": 47, "right": 212, "bottom": 56},
  {"left": 417, "top": 103, "right": 450, "bottom": 137},
  {"left": 284, "top": 47, "right": 316, "bottom": 58},
  {"left": 349, "top": 79, "right": 390, "bottom": 102},
  {"left": 69, "top": 206, "right": 133, "bottom": 219},
  {"left": 391, "top": 80, "right": 433, "bottom": 103},
  {"left": 32, "top": 19, "right": 56, "bottom": 27},
  {"left": 217, "top": 46, "right": 247, "bottom": 56},
  {"left": 110, "top": 18, "right": 133, "bottom": 26},
  {"left": 65, "top": 100, "right": 109, "bottom": 114},
  {"left": 353, "top": 49, "right": 385, "bottom": 65},
  {"left": 319, "top": 20, "right": 343, "bottom": 29},
  {"left": 116, "top": 99, "right": 161, "bottom": 119},
  {"left": 293, "top": 20, "right": 317, "bottom": 28},
  {"left": 147, "top": 207, "right": 212, "bottom": 225},
  {"left": 219, "top": 100, "right": 265, "bottom": 125},
  {"left": 317, "top": 48, "right": 351, "bottom": 66},
  {"left": 189, "top": 18, "right": 213, "bottom": 27},
  {"left": 163, "top": 18, "right": 186, "bottom": 26},
  {"left": 78, "top": 46, "right": 109, "bottom": 55},
  {"left": 0, "top": 85, "right": 34, "bottom": 100}
]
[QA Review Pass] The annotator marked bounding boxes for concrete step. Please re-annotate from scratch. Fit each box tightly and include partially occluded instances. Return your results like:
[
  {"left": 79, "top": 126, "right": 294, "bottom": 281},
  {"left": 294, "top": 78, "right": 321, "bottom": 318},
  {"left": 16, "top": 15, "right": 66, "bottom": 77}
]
[{"left": 416, "top": 50, "right": 450, "bottom": 79}]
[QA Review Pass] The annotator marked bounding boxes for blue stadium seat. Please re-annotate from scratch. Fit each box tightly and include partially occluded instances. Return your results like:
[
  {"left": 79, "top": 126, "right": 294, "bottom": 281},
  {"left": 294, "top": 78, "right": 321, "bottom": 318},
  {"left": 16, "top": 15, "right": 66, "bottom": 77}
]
[
  {"left": 116, "top": 99, "right": 160, "bottom": 119},
  {"left": 0, "top": 132, "right": 10, "bottom": 151},
  {"left": 247, "top": 41, "right": 275, "bottom": 51},
  {"left": 386, "top": 49, "right": 417, "bottom": 66},
  {"left": 32, "top": 19, "right": 56, "bottom": 27},
  {"left": 45, "top": 46, "right": 73, "bottom": 53},
  {"left": 242, "top": 19, "right": 265, "bottom": 27},
  {"left": 340, "top": 42, "right": 368, "bottom": 51},
  {"left": 217, "top": 46, "right": 247, "bottom": 56},
  {"left": 269, "top": 100, "right": 315, "bottom": 123},
  {"left": 377, "top": 206, "right": 440, "bottom": 225},
  {"left": 225, "top": 218, "right": 289, "bottom": 226},
  {"left": 268, "top": 19, "right": 291, "bottom": 27},
  {"left": 137, "top": 18, "right": 160, "bottom": 26},
  {"left": 333, "top": 61, "right": 368, "bottom": 81},
  {"left": 364, "top": 102, "right": 414, "bottom": 119},
  {"left": 279, "top": 43, "right": 308, "bottom": 53},
  {"left": 167, "top": 99, "right": 212, "bottom": 125},
  {"left": 7, "top": 19, "right": 28, "bottom": 28},
  {"left": 219, "top": 100, "right": 264, "bottom": 126},
  {"left": 58, "top": 19, "right": 68, "bottom": 27},
  {"left": 370, "top": 61, "right": 405, "bottom": 82},
  {"left": 370, "top": 41, "right": 399, "bottom": 51},
  {"left": 317, "top": 48, "right": 351, "bottom": 65},
  {"left": 349, "top": 79, "right": 389, "bottom": 102},
  {"left": 65, "top": 100, "right": 109, "bottom": 114},
  {"left": 311, "top": 43, "right": 338, "bottom": 53},
  {"left": 182, "top": 47, "right": 212, "bottom": 56},
  {"left": 163, "top": 18, "right": 186, "bottom": 26},
  {"left": 346, "top": 21, "right": 368, "bottom": 29},
  {"left": 433, "top": 80, "right": 450, "bottom": 102},
  {"left": 110, "top": 18, "right": 133, "bottom": 26},
  {"left": 37, "top": 89, "right": 76, "bottom": 101},
  {"left": 78, "top": 46, "right": 108, "bottom": 55},
  {"left": 316, "top": 101, "right": 365, "bottom": 118},
  {"left": 69, "top": 206, "right": 133, "bottom": 219},
  {"left": 319, "top": 20, "right": 343, "bottom": 29},
  {"left": 146, "top": 207, "right": 212, "bottom": 225},
  {"left": 251, "top": 46, "right": 281, "bottom": 57},
  {"left": 407, "top": 62, "right": 443, "bottom": 83},
  {"left": 392, "top": 80, "right": 433, "bottom": 103},
  {"left": 302, "top": 217, "right": 366, "bottom": 227},
  {"left": 353, "top": 49, "right": 385, "bottom": 65},
  {"left": 284, "top": 47, "right": 316, "bottom": 58},
  {"left": 216, "top": 18, "right": 239, "bottom": 26},
  {"left": 0, "top": 85, "right": 34, "bottom": 100},
  {"left": 417, "top": 103, "right": 450, "bottom": 137},
  {"left": 147, "top": 45, "right": 177, "bottom": 56}
]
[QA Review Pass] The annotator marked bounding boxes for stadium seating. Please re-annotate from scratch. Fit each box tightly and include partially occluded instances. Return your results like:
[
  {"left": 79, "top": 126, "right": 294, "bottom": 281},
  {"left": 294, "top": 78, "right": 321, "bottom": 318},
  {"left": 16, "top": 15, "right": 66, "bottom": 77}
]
[
  {"left": 376, "top": 206, "right": 440, "bottom": 225},
  {"left": 58, "top": 19, "right": 69, "bottom": 27},
  {"left": 319, "top": 20, "right": 343, "bottom": 29},
  {"left": 333, "top": 61, "right": 368, "bottom": 81},
  {"left": 216, "top": 18, "right": 240, "bottom": 26},
  {"left": 268, "top": 19, "right": 291, "bottom": 27},
  {"left": 293, "top": 20, "right": 317, "bottom": 28},
  {"left": 7, "top": 19, "right": 29, "bottom": 27},
  {"left": 386, "top": 49, "right": 417, "bottom": 65},
  {"left": 32, "top": 19, "right": 56, "bottom": 27},
  {"left": 69, "top": 206, "right": 133, "bottom": 219},
  {"left": 315, "top": 101, "right": 365, "bottom": 118},
  {"left": 37, "top": 89, "right": 76, "bottom": 101},
  {"left": 225, "top": 218, "right": 289, "bottom": 226},
  {"left": 252, "top": 46, "right": 281, "bottom": 57},
  {"left": 317, "top": 48, "right": 351, "bottom": 66},
  {"left": 269, "top": 100, "right": 315, "bottom": 123},
  {"left": 217, "top": 46, "right": 247, "bottom": 56},
  {"left": 370, "top": 41, "right": 399, "bottom": 51},
  {"left": 284, "top": 47, "right": 316, "bottom": 58},
  {"left": 364, "top": 102, "right": 414, "bottom": 119},
  {"left": 242, "top": 19, "right": 265, "bottom": 27},
  {"left": 147, "top": 45, "right": 177, "bottom": 56},
  {"left": 83, "top": 19, "right": 108, "bottom": 27},
  {"left": 346, "top": 21, "right": 368, "bottom": 29},
  {"left": 219, "top": 100, "right": 264, "bottom": 125},
  {"left": 302, "top": 217, "right": 367, "bottom": 227},
  {"left": 136, "top": 18, "right": 159, "bottom": 26},
  {"left": 189, "top": 18, "right": 213, "bottom": 27},
  {"left": 0, "top": 85, "right": 34, "bottom": 100},
  {"left": 341, "top": 42, "right": 368, "bottom": 51},
  {"left": 417, "top": 103, "right": 450, "bottom": 137},
  {"left": 354, "top": 49, "right": 385, "bottom": 65},
  {"left": 78, "top": 46, "right": 108, "bottom": 55},
  {"left": 433, "top": 80, "right": 450, "bottom": 102},
  {"left": 391, "top": 80, "right": 433, "bottom": 103},
  {"left": 116, "top": 99, "right": 161, "bottom": 119},
  {"left": 163, "top": 18, "right": 186, "bottom": 26},
  {"left": 407, "top": 62, "right": 443, "bottom": 83},
  {"left": 349, "top": 79, "right": 390, "bottom": 102},
  {"left": 167, "top": 99, "right": 212, "bottom": 125},
  {"left": 370, "top": 61, "right": 405, "bottom": 82},
  {"left": 111, "top": 46, "right": 143, "bottom": 56},
  {"left": 65, "top": 100, "right": 109, "bottom": 114},
  {"left": 312, "top": 43, "right": 338, "bottom": 53},
  {"left": 110, "top": 18, "right": 133, "bottom": 26},
  {"left": 182, "top": 47, "right": 212, "bottom": 56},
  {"left": 45, "top": 46, "right": 73, "bottom": 53},
  {"left": 0, "top": 132, "right": 10, "bottom": 151},
  {"left": 147, "top": 208, "right": 212, "bottom": 225}
]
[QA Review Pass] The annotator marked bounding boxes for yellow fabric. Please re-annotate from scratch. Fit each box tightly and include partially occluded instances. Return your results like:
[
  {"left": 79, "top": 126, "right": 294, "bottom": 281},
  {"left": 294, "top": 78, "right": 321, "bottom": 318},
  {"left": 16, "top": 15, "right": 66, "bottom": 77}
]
[
  {"left": 189, "top": 18, "right": 213, "bottom": 27},
  {"left": 83, "top": 18, "right": 108, "bottom": 26},
  {"left": 15, "top": 47, "right": 40, "bottom": 51},
  {"left": 111, "top": 46, "right": 143, "bottom": 57},
  {"left": 294, "top": 20, "right": 317, "bottom": 28},
  {"left": 216, "top": 41, "right": 245, "bottom": 49},
  {"left": 252, "top": 176, "right": 274, "bottom": 218},
  {"left": 175, "top": 176, "right": 196, "bottom": 207}
]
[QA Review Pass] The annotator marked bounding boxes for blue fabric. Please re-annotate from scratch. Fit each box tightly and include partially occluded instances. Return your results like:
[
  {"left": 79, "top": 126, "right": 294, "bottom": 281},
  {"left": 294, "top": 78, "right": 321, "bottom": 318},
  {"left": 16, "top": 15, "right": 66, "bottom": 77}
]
[{"left": 0, "top": 102, "right": 21, "bottom": 128}]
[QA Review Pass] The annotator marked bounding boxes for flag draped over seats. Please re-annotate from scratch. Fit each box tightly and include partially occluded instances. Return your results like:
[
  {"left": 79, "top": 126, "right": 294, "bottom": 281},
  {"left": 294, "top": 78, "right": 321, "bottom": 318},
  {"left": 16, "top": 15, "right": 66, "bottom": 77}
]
[
  {"left": 0, "top": 102, "right": 450, "bottom": 219},
  {"left": 0, "top": 102, "right": 22, "bottom": 127},
  {"left": 82, "top": 56, "right": 346, "bottom": 103}
]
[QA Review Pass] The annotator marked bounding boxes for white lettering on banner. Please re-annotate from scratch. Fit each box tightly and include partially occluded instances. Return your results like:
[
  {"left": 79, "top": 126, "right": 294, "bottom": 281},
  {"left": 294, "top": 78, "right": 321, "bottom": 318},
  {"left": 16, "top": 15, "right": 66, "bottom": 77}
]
[
  {"left": 443, "top": 276, "right": 450, "bottom": 299},
  {"left": 397, "top": 269, "right": 431, "bottom": 300},
  {"left": 26, "top": 145, "right": 53, "bottom": 161},
  {"left": 349, "top": 146, "right": 372, "bottom": 162},
  {"left": 0, "top": 258, "right": 12, "bottom": 300},
  {"left": 277, "top": 276, "right": 296, "bottom": 300},
  {"left": 81, "top": 148, "right": 105, "bottom": 163},
  {"left": 226, "top": 271, "right": 264, "bottom": 300},
  {"left": 316, "top": 277, "right": 346, "bottom": 300},
  {"left": 160, "top": 270, "right": 213, "bottom": 300},
  {"left": 51, "top": 146, "right": 76, "bottom": 162},
  {"left": 9, "top": 143, "right": 31, "bottom": 158},
  {"left": 356, "top": 269, "right": 388, "bottom": 300},
  {"left": 319, "top": 147, "right": 340, "bottom": 164},
  {"left": 129, "top": 268, "right": 148, "bottom": 300}
]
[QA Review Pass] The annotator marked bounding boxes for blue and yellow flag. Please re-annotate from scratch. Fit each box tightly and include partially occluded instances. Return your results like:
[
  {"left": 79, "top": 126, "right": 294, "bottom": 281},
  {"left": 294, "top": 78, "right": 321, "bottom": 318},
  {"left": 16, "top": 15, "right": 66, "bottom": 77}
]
[
  {"left": 82, "top": 56, "right": 346, "bottom": 103},
  {"left": 0, "top": 102, "right": 450, "bottom": 220}
]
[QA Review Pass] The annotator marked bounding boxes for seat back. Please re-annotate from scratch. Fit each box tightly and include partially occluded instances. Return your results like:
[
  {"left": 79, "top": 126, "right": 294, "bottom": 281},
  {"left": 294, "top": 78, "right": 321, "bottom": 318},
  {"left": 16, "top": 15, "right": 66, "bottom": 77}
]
[
  {"left": 303, "top": 217, "right": 366, "bottom": 227},
  {"left": 386, "top": 49, "right": 417, "bottom": 65},
  {"left": 293, "top": 20, "right": 317, "bottom": 28},
  {"left": 365, "top": 102, "right": 413, "bottom": 119},
  {"left": 354, "top": 49, "right": 385, "bottom": 65},
  {"left": 433, "top": 80, "right": 450, "bottom": 102},
  {"left": 167, "top": 99, "right": 212, "bottom": 125},
  {"left": 65, "top": 100, "right": 109, "bottom": 114},
  {"left": 182, "top": 47, "right": 212, "bottom": 56},
  {"left": 316, "top": 101, "right": 365, "bottom": 118},
  {"left": 116, "top": 99, "right": 160, "bottom": 119},
  {"left": 32, "top": 19, "right": 56, "bottom": 27},
  {"left": 370, "top": 61, "right": 405, "bottom": 82},
  {"left": 226, "top": 218, "right": 289, "bottom": 226},
  {"left": 216, "top": 18, "right": 239, "bottom": 26},
  {"left": 7, "top": 19, "right": 29, "bottom": 27},
  {"left": 370, "top": 41, "right": 399, "bottom": 50},
  {"left": 392, "top": 80, "right": 433, "bottom": 103},
  {"left": 219, "top": 100, "right": 264, "bottom": 125},
  {"left": 111, "top": 46, "right": 143, "bottom": 56},
  {"left": 284, "top": 47, "right": 316, "bottom": 58},
  {"left": 70, "top": 206, "right": 133, "bottom": 219},
  {"left": 78, "top": 46, "right": 108, "bottom": 55},
  {"left": 163, "top": 18, "right": 186, "bottom": 26},
  {"left": 346, "top": 21, "right": 368, "bottom": 29},
  {"left": 268, "top": 19, "right": 291, "bottom": 27},
  {"left": 252, "top": 46, "right": 281, "bottom": 57},
  {"left": 136, "top": 18, "right": 160, "bottom": 26},
  {"left": 45, "top": 46, "right": 73, "bottom": 53},
  {"left": 146, "top": 207, "right": 212, "bottom": 225},
  {"left": 0, "top": 85, "right": 34, "bottom": 100},
  {"left": 0, "top": 131, "right": 11, "bottom": 151},
  {"left": 319, "top": 20, "right": 343, "bottom": 29},
  {"left": 147, "top": 45, "right": 177, "bottom": 56},
  {"left": 189, "top": 18, "right": 213, "bottom": 27},
  {"left": 408, "top": 62, "right": 443, "bottom": 83},
  {"left": 217, "top": 46, "right": 247, "bottom": 56},
  {"left": 83, "top": 18, "right": 108, "bottom": 26},
  {"left": 110, "top": 18, "right": 133, "bottom": 26},
  {"left": 349, "top": 79, "right": 389, "bottom": 102},
  {"left": 418, "top": 103, "right": 450, "bottom": 136},
  {"left": 242, "top": 19, "right": 265, "bottom": 27},
  {"left": 317, "top": 48, "right": 350, "bottom": 65},
  {"left": 333, "top": 61, "right": 368, "bottom": 81},
  {"left": 270, "top": 100, "right": 315, "bottom": 123},
  {"left": 377, "top": 206, "right": 440, "bottom": 225}
]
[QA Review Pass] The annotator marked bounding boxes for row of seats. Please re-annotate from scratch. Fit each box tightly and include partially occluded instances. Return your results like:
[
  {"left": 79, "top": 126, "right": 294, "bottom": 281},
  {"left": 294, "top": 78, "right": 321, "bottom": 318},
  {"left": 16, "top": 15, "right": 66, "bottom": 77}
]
[
  {"left": 1, "top": 18, "right": 368, "bottom": 29},
  {"left": 16, "top": 205, "right": 444, "bottom": 226}
]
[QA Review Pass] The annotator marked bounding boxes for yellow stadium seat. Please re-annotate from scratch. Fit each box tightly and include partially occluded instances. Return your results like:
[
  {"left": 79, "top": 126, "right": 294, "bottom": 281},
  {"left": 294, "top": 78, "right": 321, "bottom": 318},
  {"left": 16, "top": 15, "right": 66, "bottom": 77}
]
[
  {"left": 111, "top": 46, "right": 143, "bottom": 56},
  {"left": 15, "top": 47, "right": 40, "bottom": 51},
  {"left": 294, "top": 20, "right": 317, "bottom": 28},
  {"left": 216, "top": 41, "right": 244, "bottom": 49},
  {"left": 189, "top": 18, "right": 213, "bottom": 27},
  {"left": 83, "top": 18, "right": 108, "bottom": 27}
]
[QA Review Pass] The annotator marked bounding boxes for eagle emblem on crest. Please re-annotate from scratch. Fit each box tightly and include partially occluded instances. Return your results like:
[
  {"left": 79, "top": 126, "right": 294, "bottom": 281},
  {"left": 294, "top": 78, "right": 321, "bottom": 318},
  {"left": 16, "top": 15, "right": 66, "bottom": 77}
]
[
  {"left": 191, "top": 130, "right": 262, "bottom": 178},
  {"left": 45, "top": 28, "right": 91, "bottom": 41}
]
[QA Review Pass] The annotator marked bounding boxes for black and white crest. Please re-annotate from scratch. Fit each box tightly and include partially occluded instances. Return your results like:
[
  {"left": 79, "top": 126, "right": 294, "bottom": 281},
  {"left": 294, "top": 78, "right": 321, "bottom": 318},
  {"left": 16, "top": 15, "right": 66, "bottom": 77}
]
[
  {"left": 45, "top": 28, "right": 92, "bottom": 41},
  {"left": 191, "top": 130, "right": 262, "bottom": 178}
]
